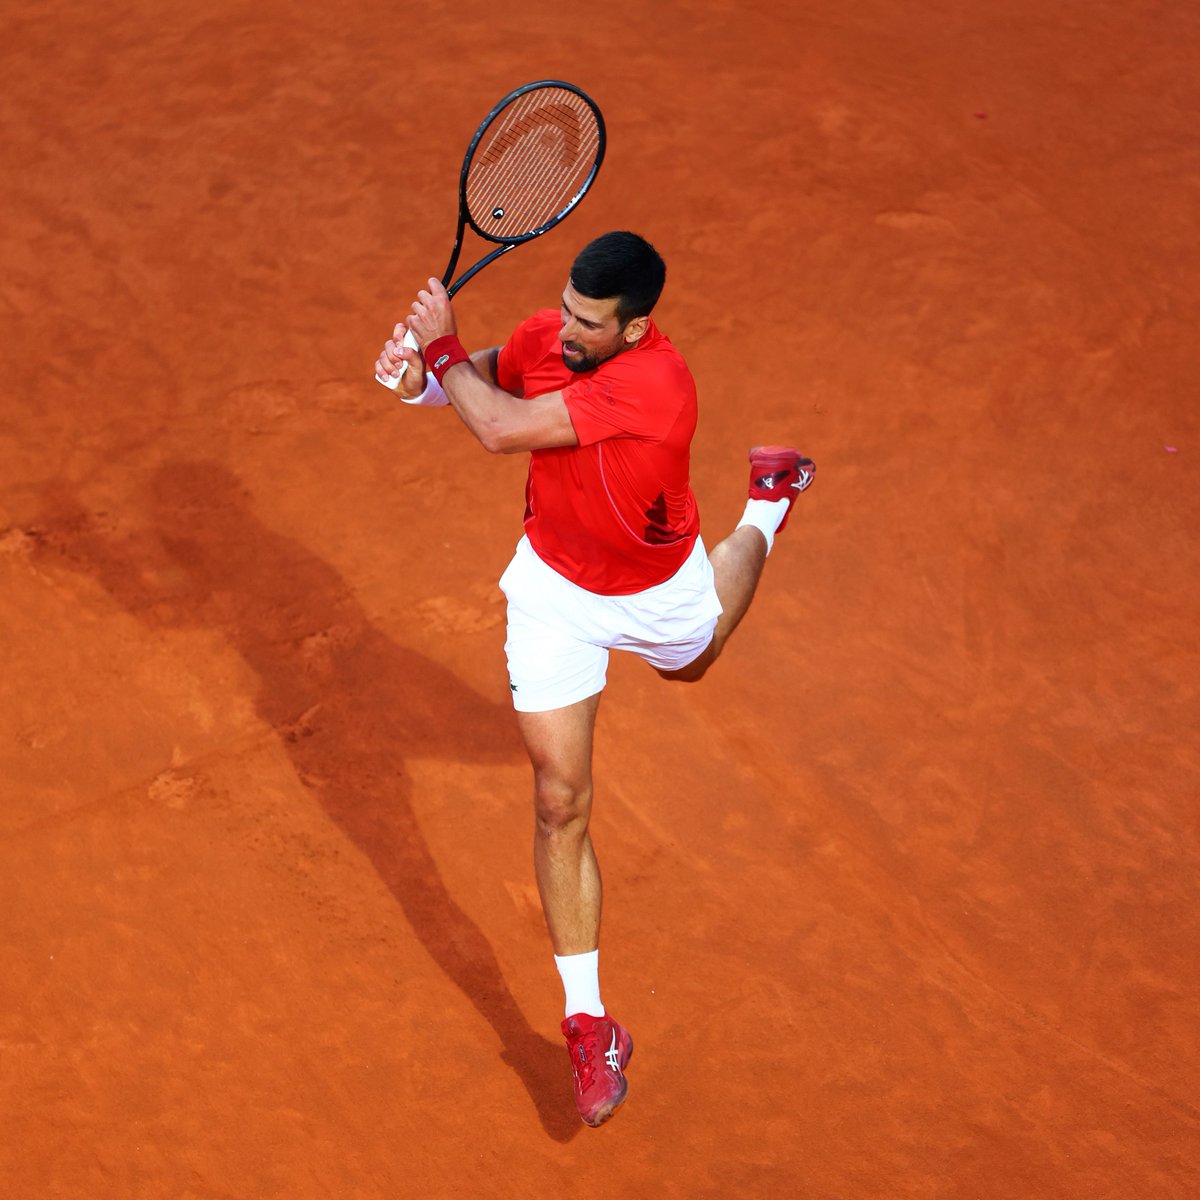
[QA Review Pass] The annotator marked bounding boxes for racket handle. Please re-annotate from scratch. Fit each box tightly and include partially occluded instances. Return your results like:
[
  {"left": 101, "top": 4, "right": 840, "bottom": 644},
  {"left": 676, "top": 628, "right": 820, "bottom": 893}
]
[{"left": 375, "top": 328, "right": 420, "bottom": 391}]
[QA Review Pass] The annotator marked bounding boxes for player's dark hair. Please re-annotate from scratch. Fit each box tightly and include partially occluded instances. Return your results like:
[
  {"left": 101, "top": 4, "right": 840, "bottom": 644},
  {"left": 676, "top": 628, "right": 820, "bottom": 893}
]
[{"left": 570, "top": 231, "right": 666, "bottom": 325}]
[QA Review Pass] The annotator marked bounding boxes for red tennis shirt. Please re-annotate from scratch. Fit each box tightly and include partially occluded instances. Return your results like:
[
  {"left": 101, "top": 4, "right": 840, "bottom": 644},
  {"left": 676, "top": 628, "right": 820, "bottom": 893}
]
[{"left": 496, "top": 308, "right": 700, "bottom": 596}]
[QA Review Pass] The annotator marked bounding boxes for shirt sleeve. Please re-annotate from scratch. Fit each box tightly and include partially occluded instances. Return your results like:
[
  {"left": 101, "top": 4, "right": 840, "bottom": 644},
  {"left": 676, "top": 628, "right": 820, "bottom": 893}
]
[
  {"left": 496, "top": 326, "right": 528, "bottom": 396},
  {"left": 496, "top": 310, "right": 556, "bottom": 396}
]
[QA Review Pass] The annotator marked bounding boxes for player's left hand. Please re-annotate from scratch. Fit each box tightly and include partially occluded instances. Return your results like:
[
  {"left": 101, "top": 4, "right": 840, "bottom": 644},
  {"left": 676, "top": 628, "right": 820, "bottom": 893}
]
[
  {"left": 376, "top": 323, "right": 428, "bottom": 400},
  {"left": 407, "top": 277, "right": 458, "bottom": 348}
]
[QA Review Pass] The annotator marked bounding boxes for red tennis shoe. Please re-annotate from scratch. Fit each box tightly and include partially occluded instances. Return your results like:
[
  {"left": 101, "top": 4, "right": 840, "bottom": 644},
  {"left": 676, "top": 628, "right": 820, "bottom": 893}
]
[
  {"left": 561, "top": 1012, "right": 633, "bottom": 1127},
  {"left": 747, "top": 445, "right": 816, "bottom": 532}
]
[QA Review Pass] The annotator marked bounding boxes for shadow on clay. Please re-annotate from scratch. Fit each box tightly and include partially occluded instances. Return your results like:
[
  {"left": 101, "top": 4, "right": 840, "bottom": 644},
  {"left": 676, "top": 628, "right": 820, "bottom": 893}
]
[{"left": 34, "top": 459, "right": 580, "bottom": 1144}]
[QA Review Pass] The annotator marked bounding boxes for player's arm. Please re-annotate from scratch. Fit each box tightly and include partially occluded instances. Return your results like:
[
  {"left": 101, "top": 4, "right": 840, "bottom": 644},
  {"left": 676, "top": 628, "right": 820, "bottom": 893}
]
[
  {"left": 472, "top": 346, "right": 501, "bottom": 385},
  {"left": 442, "top": 368, "right": 577, "bottom": 454},
  {"left": 408, "top": 278, "right": 579, "bottom": 454}
]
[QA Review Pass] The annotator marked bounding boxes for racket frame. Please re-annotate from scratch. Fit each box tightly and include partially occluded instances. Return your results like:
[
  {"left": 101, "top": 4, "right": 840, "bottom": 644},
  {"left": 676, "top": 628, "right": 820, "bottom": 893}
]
[
  {"left": 377, "top": 79, "right": 605, "bottom": 391},
  {"left": 440, "top": 79, "right": 607, "bottom": 297}
]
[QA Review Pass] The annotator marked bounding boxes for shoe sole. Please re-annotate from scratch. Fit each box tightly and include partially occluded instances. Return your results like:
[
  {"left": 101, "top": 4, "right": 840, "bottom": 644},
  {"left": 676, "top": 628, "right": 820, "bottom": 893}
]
[{"left": 749, "top": 444, "right": 801, "bottom": 464}]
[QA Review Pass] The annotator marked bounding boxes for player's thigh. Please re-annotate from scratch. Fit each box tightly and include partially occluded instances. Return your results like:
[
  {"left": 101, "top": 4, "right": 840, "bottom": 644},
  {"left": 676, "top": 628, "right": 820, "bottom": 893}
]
[{"left": 517, "top": 692, "right": 602, "bottom": 799}]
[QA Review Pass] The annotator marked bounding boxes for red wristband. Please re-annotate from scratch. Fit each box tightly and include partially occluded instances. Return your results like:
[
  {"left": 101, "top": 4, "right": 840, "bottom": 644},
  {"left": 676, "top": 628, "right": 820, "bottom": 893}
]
[{"left": 425, "top": 335, "right": 470, "bottom": 385}]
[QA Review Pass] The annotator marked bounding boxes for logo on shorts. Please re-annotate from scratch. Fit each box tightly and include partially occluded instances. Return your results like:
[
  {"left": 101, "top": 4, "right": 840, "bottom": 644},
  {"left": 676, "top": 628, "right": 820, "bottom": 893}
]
[{"left": 509, "top": 680, "right": 519, "bottom": 692}]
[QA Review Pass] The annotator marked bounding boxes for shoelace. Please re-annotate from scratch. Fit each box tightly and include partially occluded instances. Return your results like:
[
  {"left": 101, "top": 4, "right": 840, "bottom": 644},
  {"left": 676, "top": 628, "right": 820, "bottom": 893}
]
[{"left": 568, "top": 1026, "right": 615, "bottom": 1092}]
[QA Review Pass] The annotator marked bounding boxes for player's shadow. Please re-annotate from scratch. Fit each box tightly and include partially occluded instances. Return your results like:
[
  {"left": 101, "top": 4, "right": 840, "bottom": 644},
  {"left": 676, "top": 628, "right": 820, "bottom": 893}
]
[{"left": 36, "top": 460, "right": 579, "bottom": 1143}]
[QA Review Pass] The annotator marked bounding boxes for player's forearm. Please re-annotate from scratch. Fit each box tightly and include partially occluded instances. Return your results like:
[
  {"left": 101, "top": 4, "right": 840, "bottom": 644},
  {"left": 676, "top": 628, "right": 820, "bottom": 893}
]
[
  {"left": 442, "top": 363, "right": 531, "bottom": 454},
  {"left": 424, "top": 336, "right": 575, "bottom": 452}
]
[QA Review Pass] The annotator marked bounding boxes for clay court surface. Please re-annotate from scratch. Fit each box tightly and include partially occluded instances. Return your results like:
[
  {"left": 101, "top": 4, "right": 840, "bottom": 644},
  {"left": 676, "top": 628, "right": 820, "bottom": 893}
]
[{"left": 2, "top": 1, "right": 1198, "bottom": 1196}]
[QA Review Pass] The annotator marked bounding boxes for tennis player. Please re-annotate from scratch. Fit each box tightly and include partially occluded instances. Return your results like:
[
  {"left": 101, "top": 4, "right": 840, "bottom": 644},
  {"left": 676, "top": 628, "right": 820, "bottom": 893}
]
[{"left": 375, "top": 231, "right": 814, "bottom": 1127}]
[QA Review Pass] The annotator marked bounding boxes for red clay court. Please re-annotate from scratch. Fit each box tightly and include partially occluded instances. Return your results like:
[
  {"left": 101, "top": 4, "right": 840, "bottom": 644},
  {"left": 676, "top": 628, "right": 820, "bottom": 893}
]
[{"left": 2, "top": 2, "right": 1197, "bottom": 1196}]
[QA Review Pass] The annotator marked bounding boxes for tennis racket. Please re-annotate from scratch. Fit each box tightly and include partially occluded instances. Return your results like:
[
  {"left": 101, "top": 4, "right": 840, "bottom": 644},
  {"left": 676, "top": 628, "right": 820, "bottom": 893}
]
[{"left": 377, "top": 79, "right": 606, "bottom": 390}]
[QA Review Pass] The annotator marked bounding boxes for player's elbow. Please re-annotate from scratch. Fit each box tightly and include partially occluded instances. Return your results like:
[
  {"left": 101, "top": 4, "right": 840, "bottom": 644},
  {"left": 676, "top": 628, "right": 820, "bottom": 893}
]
[
  {"left": 492, "top": 437, "right": 531, "bottom": 456},
  {"left": 477, "top": 423, "right": 518, "bottom": 454}
]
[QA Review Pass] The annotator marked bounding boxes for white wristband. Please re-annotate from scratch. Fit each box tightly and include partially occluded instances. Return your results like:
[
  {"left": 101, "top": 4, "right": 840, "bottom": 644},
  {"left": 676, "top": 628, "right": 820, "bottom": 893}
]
[{"left": 397, "top": 371, "right": 449, "bottom": 407}]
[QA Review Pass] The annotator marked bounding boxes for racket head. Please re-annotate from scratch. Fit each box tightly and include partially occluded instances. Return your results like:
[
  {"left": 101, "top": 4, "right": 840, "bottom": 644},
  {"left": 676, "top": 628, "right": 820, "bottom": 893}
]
[{"left": 458, "top": 81, "right": 606, "bottom": 248}]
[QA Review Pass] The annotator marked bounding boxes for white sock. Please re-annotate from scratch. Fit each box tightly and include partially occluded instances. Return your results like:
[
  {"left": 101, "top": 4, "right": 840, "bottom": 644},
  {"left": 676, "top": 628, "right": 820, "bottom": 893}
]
[
  {"left": 735, "top": 497, "right": 790, "bottom": 555},
  {"left": 554, "top": 950, "right": 605, "bottom": 1018}
]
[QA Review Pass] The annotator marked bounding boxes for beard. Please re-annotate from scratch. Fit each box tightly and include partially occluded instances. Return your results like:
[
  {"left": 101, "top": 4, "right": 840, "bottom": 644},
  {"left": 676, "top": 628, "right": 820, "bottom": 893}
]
[
  {"left": 561, "top": 341, "right": 622, "bottom": 373},
  {"left": 562, "top": 350, "right": 599, "bottom": 373}
]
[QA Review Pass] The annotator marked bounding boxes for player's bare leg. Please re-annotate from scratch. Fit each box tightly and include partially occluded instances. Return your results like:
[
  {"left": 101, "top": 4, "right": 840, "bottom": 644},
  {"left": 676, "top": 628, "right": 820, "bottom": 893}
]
[
  {"left": 657, "top": 526, "right": 766, "bottom": 682},
  {"left": 518, "top": 691, "right": 634, "bottom": 1127},
  {"left": 517, "top": 692, "right": 604, "bottom": 957},
  {"left": 658, "top": 446, "right": 815, "bottom": 684}
]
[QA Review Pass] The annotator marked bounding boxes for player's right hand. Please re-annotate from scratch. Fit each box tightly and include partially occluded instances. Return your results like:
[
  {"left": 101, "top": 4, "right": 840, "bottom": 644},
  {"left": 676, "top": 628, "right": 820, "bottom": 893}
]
[{"left": 407, "top": 277, "right": 458, "bottom": 346}]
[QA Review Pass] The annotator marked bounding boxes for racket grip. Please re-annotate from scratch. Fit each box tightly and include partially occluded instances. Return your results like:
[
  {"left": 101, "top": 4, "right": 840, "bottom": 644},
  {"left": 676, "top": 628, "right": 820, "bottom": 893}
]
[{"left": 375, "top": 328, "right": 420, "bottom": 391}]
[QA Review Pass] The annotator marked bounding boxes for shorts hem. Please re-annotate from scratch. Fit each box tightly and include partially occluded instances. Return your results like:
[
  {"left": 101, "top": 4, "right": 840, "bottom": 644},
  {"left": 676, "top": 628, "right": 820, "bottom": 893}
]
[{"left": 509, "top": 682, "right": 606, "bottom": 714}]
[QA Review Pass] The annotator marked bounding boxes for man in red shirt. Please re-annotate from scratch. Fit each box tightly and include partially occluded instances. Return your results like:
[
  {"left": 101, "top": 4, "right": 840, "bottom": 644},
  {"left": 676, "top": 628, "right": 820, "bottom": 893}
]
[{"left": 375, "top": 232, "right": 814, "bottom": 1127}]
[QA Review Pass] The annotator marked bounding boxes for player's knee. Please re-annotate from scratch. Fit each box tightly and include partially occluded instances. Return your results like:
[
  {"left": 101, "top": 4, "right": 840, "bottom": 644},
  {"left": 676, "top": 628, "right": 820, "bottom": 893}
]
[{"left": 533, "top": 773, "right": 592, "bottom": 835}]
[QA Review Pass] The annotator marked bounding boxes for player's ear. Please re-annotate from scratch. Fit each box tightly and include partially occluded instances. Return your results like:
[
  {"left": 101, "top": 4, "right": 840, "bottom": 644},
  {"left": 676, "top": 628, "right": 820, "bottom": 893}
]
[{"left": 623, "top": 315, "right": 649, "bottom": 345}]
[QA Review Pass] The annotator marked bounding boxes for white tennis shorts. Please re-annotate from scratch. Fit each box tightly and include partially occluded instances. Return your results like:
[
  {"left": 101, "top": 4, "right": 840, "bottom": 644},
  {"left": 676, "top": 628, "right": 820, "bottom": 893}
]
[{"left": 498, "top": 535, "right": 723, "bottom": 713}]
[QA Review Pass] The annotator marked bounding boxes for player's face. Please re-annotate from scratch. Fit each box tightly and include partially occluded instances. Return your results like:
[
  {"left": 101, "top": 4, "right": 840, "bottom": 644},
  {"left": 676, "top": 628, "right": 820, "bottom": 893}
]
[{"left": 559, "top": 283, "right": 632, "bottom": 373}]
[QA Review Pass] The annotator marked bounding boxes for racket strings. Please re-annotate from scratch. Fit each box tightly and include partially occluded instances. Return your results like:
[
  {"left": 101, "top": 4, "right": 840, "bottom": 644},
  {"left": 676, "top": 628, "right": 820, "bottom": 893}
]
[
  {"left": 465, "top": 87, "right": 601, "bottom": 239},
  {"left": 472, "top": 90, "right": 591, "bottom": 189},
  {"left": 483, "top": 108, "right": 581, "bottom": 204},
  {"left": 468, "top": 100, "right": 596, "bottom": 233}
]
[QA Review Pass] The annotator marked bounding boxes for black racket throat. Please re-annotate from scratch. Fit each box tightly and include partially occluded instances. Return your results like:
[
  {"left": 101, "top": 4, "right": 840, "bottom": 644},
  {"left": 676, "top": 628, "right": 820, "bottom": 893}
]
[
  {"left": 441, "top": 240, "right": 514, "bottom": 299},
  {"left": 439, "top": 80, "right": 606, "bottom": 299}
]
